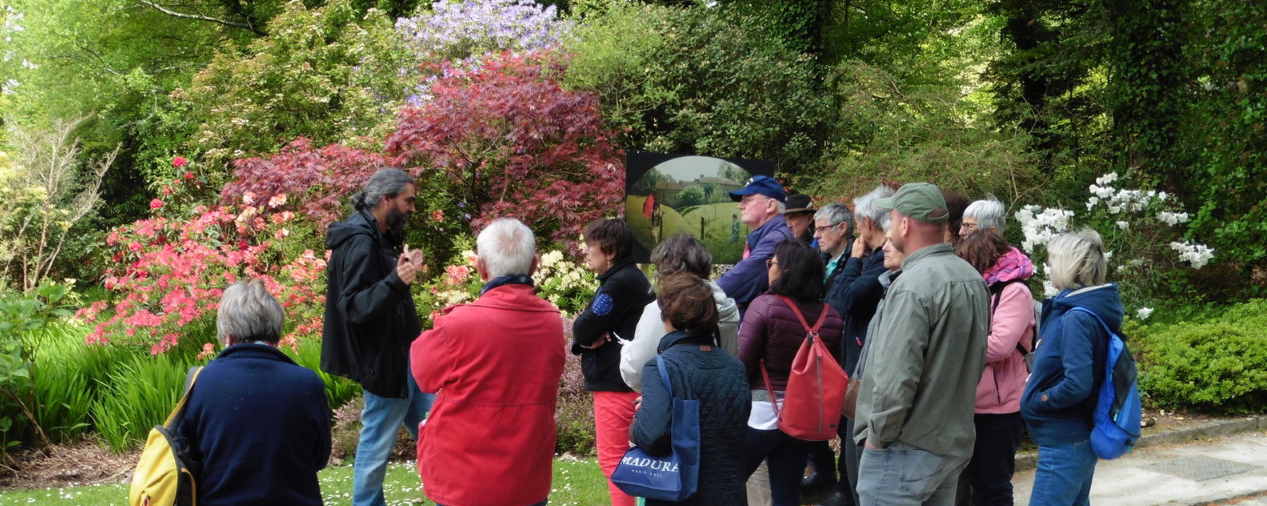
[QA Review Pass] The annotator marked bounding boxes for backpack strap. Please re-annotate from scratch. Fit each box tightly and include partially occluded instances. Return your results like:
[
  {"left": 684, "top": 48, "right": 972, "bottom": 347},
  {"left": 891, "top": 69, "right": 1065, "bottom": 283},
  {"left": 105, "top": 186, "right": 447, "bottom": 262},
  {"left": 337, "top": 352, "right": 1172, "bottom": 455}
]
[
  {"left": 759, "top": 359, "right": 781, "bottom": 419},
  {"left": 776, "top": 295, "right": 829, "bottom": 340},
  {"left": 163, "top": 366, "right": 204, "bottom": 428},
  {"left": 1068, "top": 307, "right": 1114, "bottom": 336},
  {"left": 989, "top": 280, "right": 1034, "bottom": 356}
]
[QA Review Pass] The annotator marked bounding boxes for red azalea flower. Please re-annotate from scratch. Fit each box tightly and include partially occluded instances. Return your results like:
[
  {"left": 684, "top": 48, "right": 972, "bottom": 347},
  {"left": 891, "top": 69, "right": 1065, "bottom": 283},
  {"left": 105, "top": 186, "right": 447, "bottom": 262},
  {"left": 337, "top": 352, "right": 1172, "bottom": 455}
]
[
  {"left": 172, "top": 156, "right": 189, "bottom": 168},
  {"left": 150, "top": 198, "right": 165, "bottom": 210}
]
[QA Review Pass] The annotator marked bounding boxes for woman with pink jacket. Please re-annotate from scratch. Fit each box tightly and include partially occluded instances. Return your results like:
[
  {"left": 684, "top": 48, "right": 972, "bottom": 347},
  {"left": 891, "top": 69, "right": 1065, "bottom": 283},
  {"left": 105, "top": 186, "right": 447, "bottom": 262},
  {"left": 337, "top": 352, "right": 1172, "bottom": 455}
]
[{"left": 956, "top": 199, "right": 1036, "bottom": 506}]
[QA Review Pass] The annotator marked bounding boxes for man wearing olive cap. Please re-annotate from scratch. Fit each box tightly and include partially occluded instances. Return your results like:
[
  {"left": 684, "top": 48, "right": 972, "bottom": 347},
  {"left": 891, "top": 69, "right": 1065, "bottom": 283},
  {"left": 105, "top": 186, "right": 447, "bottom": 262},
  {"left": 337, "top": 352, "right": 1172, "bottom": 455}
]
[
  {"left": 850, "top": 183, "right": 990, "bottom": 505},
  {"left": 718, "top": 175, "right": 795, "bottom": 316}
]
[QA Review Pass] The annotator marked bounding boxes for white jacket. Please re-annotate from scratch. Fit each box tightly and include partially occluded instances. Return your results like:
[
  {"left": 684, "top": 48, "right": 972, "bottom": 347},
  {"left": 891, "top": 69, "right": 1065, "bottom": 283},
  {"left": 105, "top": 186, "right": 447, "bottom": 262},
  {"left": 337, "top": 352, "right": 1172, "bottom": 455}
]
[{"left": 619, "top": 280, "right": 741, "bottom": 391}]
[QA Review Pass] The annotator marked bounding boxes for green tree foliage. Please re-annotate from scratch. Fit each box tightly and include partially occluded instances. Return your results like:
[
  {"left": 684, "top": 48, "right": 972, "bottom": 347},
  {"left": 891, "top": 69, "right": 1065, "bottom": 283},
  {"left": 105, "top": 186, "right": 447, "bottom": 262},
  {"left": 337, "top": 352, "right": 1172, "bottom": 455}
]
[
  {"left": 174, "top": 0, "right": 416, "bottom": 185},
  {"left": 563, "top": 2, "right": 832, "bottom": 174},
  {"left": 804, "top": 61, "right": 1038, "bottom": 204}
]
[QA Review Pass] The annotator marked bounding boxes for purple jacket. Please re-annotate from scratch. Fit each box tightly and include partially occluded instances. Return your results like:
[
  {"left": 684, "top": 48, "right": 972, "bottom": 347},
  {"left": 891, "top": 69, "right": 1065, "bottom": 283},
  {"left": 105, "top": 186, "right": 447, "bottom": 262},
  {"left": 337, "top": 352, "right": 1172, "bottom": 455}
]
[
  {"left": 738, "top": 294, "right": 844, "bottom": 391},
  {"left": 718, "top": 215, "right": 795, "bottom": 316}
]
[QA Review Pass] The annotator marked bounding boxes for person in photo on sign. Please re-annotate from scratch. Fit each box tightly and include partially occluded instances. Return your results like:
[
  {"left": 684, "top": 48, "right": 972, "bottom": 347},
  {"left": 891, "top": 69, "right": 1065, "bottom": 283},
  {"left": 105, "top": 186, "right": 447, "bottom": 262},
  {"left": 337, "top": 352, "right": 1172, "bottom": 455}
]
[{"left": 630, "top": 272, "right": 751, "bottom": 505}]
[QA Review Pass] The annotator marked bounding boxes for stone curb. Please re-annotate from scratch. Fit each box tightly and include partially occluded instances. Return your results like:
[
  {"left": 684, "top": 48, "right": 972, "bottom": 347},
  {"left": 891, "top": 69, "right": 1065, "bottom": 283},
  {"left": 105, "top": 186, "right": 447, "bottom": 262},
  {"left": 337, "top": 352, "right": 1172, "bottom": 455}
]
[{"left": 1015, "top": 416, "right": 1267, "bottom": 471}]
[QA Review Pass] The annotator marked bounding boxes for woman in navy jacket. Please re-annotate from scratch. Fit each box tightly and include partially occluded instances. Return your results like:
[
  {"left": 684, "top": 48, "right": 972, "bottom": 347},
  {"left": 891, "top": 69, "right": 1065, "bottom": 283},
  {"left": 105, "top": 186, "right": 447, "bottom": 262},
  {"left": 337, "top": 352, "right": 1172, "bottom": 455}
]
[
  {"left": 1021, "top": 230, "right": 1123, "bottom": 506},
  {"left": 179, "top": 280, "right": 330, "bottom": 506},
  {"left": 631, "top": 273, "right": 751, "bottom": 505}
]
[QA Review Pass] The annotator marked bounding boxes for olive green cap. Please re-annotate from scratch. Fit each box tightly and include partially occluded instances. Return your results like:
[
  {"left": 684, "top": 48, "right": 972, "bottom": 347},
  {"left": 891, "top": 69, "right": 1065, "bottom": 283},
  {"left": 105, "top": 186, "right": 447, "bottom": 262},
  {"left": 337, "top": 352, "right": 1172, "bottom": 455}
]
[{"left": 873, "top": 183, "right": 949, "bottom": 223}]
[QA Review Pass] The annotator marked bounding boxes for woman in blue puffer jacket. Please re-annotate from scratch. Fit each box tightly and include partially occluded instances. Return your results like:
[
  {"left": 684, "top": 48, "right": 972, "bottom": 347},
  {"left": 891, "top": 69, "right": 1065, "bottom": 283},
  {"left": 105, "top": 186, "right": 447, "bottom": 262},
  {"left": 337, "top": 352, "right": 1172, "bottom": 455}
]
[{"left": 1021, "top": 229, "right": 1124, "bottom": 506}]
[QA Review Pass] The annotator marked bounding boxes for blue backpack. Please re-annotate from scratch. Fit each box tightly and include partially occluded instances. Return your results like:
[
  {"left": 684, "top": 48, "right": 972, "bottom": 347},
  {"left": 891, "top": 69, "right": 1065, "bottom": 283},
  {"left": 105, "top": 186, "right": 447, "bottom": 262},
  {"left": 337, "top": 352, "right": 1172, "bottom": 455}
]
[{"left": 1070, "top": 307, "right": 1142, "bottom": 459}]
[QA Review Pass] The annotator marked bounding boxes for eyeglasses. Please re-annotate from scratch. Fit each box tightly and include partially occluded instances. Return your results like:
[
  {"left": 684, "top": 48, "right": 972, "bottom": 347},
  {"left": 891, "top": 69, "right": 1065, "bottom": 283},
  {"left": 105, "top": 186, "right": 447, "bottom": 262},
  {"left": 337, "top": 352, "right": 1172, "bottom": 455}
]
[
  {"left": 765, "top": 258, "right": 779, "bottom": 268},
  {"left": 960, "top": 222, "right": 979, "bottom": 233}
]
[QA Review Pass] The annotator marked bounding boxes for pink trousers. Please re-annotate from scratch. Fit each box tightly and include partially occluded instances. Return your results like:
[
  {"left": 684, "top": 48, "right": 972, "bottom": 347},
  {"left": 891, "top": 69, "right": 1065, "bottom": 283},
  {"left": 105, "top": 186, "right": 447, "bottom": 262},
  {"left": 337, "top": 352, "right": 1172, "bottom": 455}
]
[{"left": 593, "top": 391, "right": 640, "bottom": 506}]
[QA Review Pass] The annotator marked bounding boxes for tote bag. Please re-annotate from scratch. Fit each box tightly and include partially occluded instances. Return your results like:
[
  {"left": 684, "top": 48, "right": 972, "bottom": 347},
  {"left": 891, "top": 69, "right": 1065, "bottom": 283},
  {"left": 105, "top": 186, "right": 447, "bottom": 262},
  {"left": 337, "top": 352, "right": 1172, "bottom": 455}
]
[{"left": 611, "top": 355, "right": 700, "bottom": 501}]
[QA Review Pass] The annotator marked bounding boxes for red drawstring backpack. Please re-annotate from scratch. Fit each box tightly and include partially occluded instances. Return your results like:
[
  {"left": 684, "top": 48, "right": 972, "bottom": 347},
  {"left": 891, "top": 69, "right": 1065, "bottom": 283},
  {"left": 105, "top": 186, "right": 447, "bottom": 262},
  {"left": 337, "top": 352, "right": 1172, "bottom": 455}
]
[{"left": 760, "top": 296, "right": 849, "bottom": 441}]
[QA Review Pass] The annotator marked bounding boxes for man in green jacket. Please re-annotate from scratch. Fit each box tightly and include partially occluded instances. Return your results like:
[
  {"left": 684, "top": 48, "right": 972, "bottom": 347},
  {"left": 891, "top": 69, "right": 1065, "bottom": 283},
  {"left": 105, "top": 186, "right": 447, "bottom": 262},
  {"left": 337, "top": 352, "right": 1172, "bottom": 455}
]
[{"left": 851, "top": 183, "right": 990, "bottom": 506}]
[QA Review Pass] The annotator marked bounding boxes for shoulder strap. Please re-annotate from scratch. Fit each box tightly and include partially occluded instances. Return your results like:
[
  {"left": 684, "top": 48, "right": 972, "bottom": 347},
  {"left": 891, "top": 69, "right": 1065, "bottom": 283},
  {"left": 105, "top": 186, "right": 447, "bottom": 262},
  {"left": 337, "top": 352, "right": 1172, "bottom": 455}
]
[
  {"left": 1069, "top": 307, "right": 1114, "bottom": 336},
  {"left": 759, "top": 359, "right": 781, "bottom": 419},
  {"left": 776, "top": 295, "right": 829, "bottom": 337},
  {"left": 990, "top": 280, "right": 1035, "bottom": 355},
  {"left": 164, "top": 366, "right": 204, "bottom": 428},
  {"left": 655, "top": 355, "right": 673, "bottom": 399}
]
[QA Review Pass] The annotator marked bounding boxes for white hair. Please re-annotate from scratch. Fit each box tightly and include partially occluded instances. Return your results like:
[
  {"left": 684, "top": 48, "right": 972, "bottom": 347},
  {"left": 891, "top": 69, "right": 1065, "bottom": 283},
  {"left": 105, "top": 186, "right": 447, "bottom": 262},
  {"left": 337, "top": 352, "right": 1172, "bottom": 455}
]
[
  {"left": 854, "top": 185, "right": 895, "bottom": 225},
  {"left": 476, "top": 218, "right": 536, "bottom": 278},
  {"left": 217, "top": 280, "right": 284, "bottom": 345},
  {"left": 1048, "top": 229, "right": 1108, "bottom": 290},
  {"left": 772, "top": 198, "right": 786, "bottom": 214},
  {"left": 964, "top": 198, "right": 1007, "bottom": 231}
]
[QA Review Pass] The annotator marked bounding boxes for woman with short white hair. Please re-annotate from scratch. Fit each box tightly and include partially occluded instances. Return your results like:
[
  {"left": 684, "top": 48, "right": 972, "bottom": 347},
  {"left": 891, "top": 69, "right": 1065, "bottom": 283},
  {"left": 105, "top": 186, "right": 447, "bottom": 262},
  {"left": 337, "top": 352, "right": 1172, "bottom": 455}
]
[
  {"left": 179, "top": 280, "right": 331, "bottom": 506},
  {"left": 1020, "top": 229, "right": 1124, "bottom": 506},
  {"left": 961, "top": 198, "right": 1007, "bottom": 236}
]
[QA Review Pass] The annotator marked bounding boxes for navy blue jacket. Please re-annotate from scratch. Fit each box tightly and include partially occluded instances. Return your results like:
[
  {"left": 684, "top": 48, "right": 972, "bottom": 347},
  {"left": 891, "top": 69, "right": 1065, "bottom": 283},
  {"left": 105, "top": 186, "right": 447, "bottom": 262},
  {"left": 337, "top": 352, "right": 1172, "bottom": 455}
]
[
  {"left": 718, "top": 215, "right": 794, "bottom": 316},
  {"left": 1021, "top": 284, "right": 1123, "bottom": 445},
  {"left": 632, "top": 330, "right": 751, "bottom": 506},
  {"left": 825, "top": 247, "right": 886, "bottom": 376},
  {"left": 180, "top": 344, "right": 331, "bottom": 506},
  {"left": 573, "top": 261, "right": 654, "bottom": 392}
]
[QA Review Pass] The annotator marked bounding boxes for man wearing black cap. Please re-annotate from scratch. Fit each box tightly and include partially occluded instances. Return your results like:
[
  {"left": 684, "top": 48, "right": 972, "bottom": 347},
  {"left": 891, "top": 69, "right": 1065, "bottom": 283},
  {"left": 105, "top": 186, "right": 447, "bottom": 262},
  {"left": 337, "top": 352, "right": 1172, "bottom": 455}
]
[
  {"left": 718, "top": 175, "right": 795, "bottom": 316},
  {"left": 783, "top": 193, "right": 816, "bottom": 244}
]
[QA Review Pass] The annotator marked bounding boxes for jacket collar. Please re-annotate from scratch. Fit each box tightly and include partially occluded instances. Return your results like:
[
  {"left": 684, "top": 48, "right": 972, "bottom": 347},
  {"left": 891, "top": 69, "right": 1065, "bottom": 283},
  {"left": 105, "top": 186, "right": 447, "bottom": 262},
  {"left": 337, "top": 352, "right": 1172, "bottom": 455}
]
[
  {"left": 598, "top": 261, "right": 635, "bottom": 282},
  {"left": 214, "top": 342, "right": 297, "bottom": 365},
  {"left": 900, "top": 243, "right": 953, "bottom": 271},
  {"left": 469, "top": 283, "right": 559, "bottom": 313},
  {"left": 656, "top": 329, "right": 714, "bottom": 353},
  {"left": 481, "top": 274, "right": 534, "bottom": 295},
  {"left": 752, "top": 214, "right": 789, "bottom": 239}
]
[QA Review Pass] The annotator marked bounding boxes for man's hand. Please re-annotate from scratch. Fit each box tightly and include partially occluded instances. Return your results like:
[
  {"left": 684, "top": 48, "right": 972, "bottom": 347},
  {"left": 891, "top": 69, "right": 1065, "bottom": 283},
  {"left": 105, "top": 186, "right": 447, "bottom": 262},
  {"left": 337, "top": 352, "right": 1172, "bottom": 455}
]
[
  {"left": 396, "top": 245, "right": 425, "bottom": 284},
  {"left": 851, "top": 236, "right": 867, "bottom": 258}
]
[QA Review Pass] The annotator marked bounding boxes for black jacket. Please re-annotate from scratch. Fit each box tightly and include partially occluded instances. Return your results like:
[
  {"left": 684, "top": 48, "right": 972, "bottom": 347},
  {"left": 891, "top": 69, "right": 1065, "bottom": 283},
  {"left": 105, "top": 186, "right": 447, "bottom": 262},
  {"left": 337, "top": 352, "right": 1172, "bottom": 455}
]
[
  {"left": 572, "top": 261, "right": 654, "bottom": 392},
  {"left": 823, "top": 251, "right": 848, "bottom": 294},
  {"left": 825, "top": 248, "right": 887, "bottom": 377},
  {"left": 180, "top": 344, "right": 330, "bottom": 506},
  {"left": 321, "top": 210, "right": 421, "bottom": 398},
  {"left": 632, "top": 330, "right": 751, "bottom": 506}
]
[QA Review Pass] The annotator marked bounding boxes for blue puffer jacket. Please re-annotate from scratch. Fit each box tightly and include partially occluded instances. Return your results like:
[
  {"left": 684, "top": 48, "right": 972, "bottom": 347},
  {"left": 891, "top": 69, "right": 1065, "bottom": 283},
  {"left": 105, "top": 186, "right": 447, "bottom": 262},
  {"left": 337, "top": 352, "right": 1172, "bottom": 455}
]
[{"left": 1020, "top": 283, "right": 1124, "bottom": 445}]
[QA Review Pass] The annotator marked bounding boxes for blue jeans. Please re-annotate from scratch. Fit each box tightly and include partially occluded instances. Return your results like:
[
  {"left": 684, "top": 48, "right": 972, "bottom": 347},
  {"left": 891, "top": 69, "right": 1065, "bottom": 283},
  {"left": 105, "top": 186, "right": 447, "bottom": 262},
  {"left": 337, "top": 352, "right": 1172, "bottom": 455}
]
[
  {"left": 353, "top": 370, "right": 434, "bottom": 506},
  {"left": 1029, "top": 439, "right": 1096, "bottom": 506},
  {"left": 857, "top": 442, "right": 966, "bottom": 506}
]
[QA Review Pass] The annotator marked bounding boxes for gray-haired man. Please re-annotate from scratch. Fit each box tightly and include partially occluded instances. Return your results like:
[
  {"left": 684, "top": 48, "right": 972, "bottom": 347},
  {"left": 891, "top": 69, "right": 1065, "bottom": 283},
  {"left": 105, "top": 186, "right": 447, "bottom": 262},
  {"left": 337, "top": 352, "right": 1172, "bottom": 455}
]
[{"left": 321, "top": 168, "right": 433, "bottom": 506}]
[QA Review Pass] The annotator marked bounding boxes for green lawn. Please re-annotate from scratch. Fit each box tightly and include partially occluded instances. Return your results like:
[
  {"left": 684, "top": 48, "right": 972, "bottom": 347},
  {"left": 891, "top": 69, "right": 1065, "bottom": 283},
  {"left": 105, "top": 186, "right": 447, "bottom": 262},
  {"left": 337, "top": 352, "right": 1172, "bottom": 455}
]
[{"left": 0, "top": 456, "right": 608, "bottom": 506}]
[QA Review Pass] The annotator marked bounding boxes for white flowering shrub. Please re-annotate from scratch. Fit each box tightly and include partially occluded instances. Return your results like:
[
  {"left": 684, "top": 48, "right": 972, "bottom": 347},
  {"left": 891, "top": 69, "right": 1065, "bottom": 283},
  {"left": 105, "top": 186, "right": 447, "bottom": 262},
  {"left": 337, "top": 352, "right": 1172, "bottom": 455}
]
[{"left": 1015, "top": 172, "right": 1215, "bottom": 317}]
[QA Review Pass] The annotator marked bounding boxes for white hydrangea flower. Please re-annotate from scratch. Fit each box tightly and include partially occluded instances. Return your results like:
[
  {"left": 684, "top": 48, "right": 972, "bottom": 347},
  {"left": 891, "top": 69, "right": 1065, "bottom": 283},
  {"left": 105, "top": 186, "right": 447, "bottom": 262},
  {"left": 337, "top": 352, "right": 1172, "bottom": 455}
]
[
  {"left": 1136, "top": 307, "right": 1153, "bottom": 320},
  {"left": 1170, "top": 241, "right": 1215, "bottom": 269},
  {"left": 1157, "top": 211, "right": 1189, "bottom": 226},
  {"left": 1095, "top": 173, "right": 1119, "bottom": 186}
]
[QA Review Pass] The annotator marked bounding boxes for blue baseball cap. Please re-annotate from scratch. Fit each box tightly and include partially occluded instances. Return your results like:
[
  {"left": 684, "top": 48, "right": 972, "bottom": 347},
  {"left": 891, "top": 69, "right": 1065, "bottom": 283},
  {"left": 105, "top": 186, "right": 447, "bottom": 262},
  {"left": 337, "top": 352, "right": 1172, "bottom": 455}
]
[{"left": 729, "top": 175, "right": 787, "bottom": 203}]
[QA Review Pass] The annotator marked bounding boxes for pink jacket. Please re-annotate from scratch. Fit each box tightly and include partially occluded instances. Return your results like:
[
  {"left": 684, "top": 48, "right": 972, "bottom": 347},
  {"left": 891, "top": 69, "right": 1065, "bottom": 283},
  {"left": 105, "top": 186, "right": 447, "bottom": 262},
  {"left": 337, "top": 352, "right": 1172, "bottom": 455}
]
[{"left": 976, "top": 247, "right": 1035, "bottom": 414}]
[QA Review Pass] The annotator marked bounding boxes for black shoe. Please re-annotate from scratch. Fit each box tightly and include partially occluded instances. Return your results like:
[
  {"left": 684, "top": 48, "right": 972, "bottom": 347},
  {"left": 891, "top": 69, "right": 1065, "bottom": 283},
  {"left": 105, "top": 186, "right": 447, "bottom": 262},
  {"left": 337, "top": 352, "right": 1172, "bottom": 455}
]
[
  {"left": 818, "top": 491, "right": 852, "bottom": 506},
  {"left": 800, "top": 472, "right": 837, "bottom": 501}
]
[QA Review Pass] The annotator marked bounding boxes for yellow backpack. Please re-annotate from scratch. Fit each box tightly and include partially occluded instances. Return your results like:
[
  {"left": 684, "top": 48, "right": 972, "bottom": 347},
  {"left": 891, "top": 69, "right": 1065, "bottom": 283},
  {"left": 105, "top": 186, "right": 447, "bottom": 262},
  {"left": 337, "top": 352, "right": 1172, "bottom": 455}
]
[{"left": 129, "top": 367, "right": 203, "bottom": 506}]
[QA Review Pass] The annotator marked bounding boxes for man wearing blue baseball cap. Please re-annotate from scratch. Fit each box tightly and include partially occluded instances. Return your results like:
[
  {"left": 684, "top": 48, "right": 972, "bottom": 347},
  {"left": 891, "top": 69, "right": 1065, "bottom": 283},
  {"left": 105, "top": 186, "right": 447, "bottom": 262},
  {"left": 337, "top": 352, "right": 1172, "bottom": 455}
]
[{"left": 718, "top": 174, "right": 795, "bottom": 316}]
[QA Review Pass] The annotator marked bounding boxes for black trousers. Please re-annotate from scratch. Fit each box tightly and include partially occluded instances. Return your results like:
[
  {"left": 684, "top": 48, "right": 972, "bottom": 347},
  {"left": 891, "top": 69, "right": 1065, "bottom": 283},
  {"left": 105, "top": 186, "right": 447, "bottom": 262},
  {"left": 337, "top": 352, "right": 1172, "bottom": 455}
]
[
  {"left": 806, "top": 417, "right": 859, "bottom": 504},
  {"left": 959, "top": 412, "right": 1026, "bottom": 506},
  {"left": 741, "top": 428, "right": 809, "bottom": 506}
]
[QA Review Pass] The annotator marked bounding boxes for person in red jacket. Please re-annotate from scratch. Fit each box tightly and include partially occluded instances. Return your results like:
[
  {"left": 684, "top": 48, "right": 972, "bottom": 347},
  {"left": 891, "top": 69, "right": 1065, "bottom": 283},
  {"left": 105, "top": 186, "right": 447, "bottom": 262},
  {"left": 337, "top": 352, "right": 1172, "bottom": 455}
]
[{"left": 410, "top": 218, "right": 566, "bottom": 506}]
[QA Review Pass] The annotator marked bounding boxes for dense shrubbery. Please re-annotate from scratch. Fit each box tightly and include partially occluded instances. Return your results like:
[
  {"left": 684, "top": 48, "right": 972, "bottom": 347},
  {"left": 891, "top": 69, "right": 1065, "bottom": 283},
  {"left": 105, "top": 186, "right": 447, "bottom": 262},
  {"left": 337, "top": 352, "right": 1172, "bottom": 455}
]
[{"left": 1132, "top": 300, "right": 1267, "bottom": 414}]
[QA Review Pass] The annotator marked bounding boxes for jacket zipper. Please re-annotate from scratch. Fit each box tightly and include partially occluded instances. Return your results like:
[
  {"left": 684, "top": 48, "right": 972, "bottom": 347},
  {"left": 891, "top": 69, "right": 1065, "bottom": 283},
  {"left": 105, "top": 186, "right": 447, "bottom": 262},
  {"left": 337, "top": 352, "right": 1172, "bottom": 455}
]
[
  {"left": 816, "top": 351, "right": 825, "bottom": 434},
  {"left": 992, "top": 368, "right": 1002, "bottom": 406}
]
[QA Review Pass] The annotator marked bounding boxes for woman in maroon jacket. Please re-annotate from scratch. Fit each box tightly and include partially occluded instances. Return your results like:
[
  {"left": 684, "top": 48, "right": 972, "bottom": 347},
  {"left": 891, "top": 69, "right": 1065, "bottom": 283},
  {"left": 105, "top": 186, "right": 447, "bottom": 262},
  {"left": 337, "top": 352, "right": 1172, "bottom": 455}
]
[{"left": 738, "top": 240, "right": 845, "bottom": 506}]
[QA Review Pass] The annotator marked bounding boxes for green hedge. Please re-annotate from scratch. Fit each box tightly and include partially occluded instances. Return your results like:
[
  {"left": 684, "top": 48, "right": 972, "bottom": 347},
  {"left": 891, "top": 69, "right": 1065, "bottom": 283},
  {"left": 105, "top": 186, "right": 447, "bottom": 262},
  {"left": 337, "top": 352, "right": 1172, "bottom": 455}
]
[{"left": 1134, "top": 299, "right": 1267, "bottom": 414}]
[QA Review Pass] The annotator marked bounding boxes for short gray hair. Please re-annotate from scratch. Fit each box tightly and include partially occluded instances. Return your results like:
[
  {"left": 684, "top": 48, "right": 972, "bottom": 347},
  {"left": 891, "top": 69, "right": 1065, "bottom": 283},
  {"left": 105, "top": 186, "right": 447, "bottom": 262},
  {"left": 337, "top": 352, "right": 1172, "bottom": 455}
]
[
  {"left": 217, "top": 280, "right": 284, "bottom": 345},
  {"left": 1048, "top": 229, "right": 1108, "bottom": 290},
  {"left": 353, "top": 168, "right": 414, "bottom": 211},
  {"left": 651, "top": 234, "right": 712, "bottom": 278},
  {"left": 964, "top": 198, "right": 1006, "bottom": 231},
  {"left": 814, "top": 203, "right": 852, "bottom": 229},
  {"left": 477, "top": 218, "right": 536, "bottom": 278},
  {"left": 854, "top": 185, "right": 895, "bottom": 228}
]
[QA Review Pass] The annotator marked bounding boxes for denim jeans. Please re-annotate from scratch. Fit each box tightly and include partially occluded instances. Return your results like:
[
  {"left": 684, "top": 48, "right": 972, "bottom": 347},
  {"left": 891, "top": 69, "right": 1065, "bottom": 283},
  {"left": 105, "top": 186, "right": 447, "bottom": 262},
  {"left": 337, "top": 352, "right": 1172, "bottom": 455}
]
[
  {"left": 740, "top": 428, "right": 809, "bottom": 506},
  {"left": 857, "top": 442, "right": 966, "bottom": 506},
  {"left": 353, "top": 370, "right": 434, "bottom": 506},
  {"left": 1029, "top": 439, "right": 1097, "bottom": 506}
]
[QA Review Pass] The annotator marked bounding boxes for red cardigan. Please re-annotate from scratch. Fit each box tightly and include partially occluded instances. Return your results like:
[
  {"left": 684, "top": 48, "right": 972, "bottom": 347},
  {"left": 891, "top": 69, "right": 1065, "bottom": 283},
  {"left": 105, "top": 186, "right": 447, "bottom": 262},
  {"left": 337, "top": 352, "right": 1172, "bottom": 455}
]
[{"left": 411, "top": 284, "right": 566, "bottom": 506}]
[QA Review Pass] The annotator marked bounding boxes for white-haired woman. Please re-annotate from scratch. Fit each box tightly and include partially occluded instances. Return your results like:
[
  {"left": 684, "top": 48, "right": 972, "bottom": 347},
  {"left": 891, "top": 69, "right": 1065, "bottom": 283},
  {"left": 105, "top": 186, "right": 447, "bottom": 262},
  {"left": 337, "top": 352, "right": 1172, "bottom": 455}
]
[
  {"left": 1020, "top": 230, "right": 1124, "bottom": 506},
  {"left": 178, "top": 280, "right": 331, "bottom": 506},
  {"left": 961, "top": 198, "right": 1007, "bottom": 237}
]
